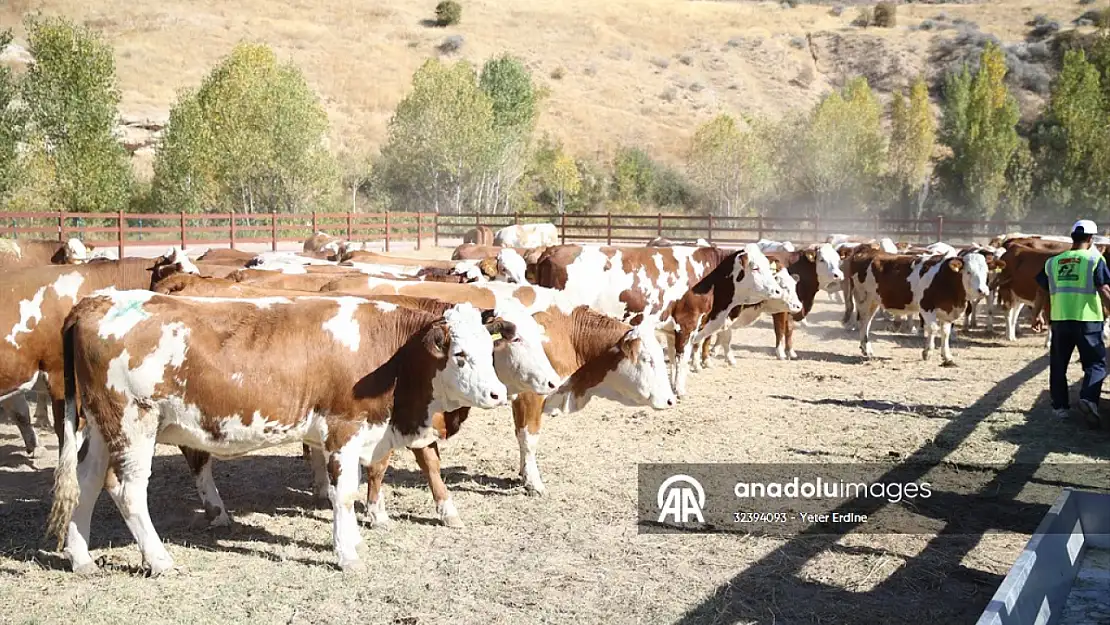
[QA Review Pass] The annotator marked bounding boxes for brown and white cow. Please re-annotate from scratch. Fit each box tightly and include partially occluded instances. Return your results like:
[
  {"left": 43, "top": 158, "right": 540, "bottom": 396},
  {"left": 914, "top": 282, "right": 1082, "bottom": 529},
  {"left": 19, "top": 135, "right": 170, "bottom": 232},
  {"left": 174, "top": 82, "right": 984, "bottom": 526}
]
[
  {"left": 48, "top": 292, "right": 512, "bottom": 574},
  {"left": 0, "top": 238, "right": 102, "bottom": 269},
  {"left": 303, "top": 231, "right": 345, "bottom": 256},
  {"left": 531, "top": 244, "right": 734, "bottom": 329},
  {"left": 846, "top": 248, "right": 991, "bottom": 364},
  {"left": 463, "top": 225, "right": 494, "bottom": 246},
  {"left": 0, "top": 253, "right": 192, "bottom": 457},
  {"left": 495, "top": 223, "right": 559, "bottom": 248},
  {"left": 992, "top": 238, "right": 1069, "bottom": 340},
  {"left": 668, "top": 249, "right": 791, "bottom": 396}
]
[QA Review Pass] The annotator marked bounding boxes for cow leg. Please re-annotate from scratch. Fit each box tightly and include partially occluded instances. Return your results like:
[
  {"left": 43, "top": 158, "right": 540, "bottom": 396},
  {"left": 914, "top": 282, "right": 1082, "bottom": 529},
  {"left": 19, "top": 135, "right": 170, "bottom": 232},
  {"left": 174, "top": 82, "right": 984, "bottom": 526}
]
[
  {"left": 719, "top": 329, "right": 738, "bottom": 366},
  {"left": 412, "top": 444, "right": 462, "bottom": 527},
  {"left": 180, "top": 446, "right": 230, "bottom": 528},
  {"left": 859, "top": 302, "right": 881, "bottom": 359},
  {"left": 921, "top": 312, "right": 939, "bottom": 361},
  {"left": 306, "top": 444, "right": 331, "bottom": 506},
  {"left": 674, "top": 333, "right": 696, "bottom": 398},
  {"left": 5, "top": 395, "right": 39, "bottom": 458},
  {"left": 1006, "top": 303, "right": 1024, "bottom": 341},
  {"left": 63, "top": 423, "right": 110, "bottom": 576},
  {"left": 512, "top": 393, "right": 546, "bottom": 495},
  {"left": 326, "top": 425, "right": 371, "bottom": 572},
  {"left": 698, "top": 335, "right": 714, "bottom": 369},
  {"left": 785, "top": 315, "right": 797, "bottom": 359},
  {"left": 102, "top": 414, "right": 174, "bottom": 576},
  {"left": 940, "top": 320, "right": 957, "bottom": 366},
  {"left": 364, "top": 449, "right": 393, "bottom": 529},
  {"left": 772, "top": 313, "right": 788, "bottom": 360}
]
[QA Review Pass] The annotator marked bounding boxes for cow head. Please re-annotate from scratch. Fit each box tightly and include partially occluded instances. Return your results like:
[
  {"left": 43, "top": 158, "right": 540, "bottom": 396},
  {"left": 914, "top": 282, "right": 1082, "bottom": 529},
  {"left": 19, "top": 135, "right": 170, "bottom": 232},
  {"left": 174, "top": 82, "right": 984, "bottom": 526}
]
[
  {"left": 593, "top": 319, "right": 676, "bottom": 411},
  {"left": 147, "top": 247, "right": 201, "bottom": 290},
  {"left": 809, "top": 243, "right": 844, "bottom": 289},
  {"left": 426, "top": 303, "right": 511, "bottom": 410},
  {"left": 735, "top": 245, "right": 782, "bottom": 304},
  {"left": 62, "top": 238, "right": 90, "bottom": 263},
  {"left": 488, "top": 302, "right": 561, "bottom": 396},
  {"left": 766, "top": 268, "right": 804, "bottom": 315},
  {"left": 958, "top": 252, "right": 991, "bottom": 301},
  {"left": 495, "top": 249, "right": 528, "bottom": 284}
]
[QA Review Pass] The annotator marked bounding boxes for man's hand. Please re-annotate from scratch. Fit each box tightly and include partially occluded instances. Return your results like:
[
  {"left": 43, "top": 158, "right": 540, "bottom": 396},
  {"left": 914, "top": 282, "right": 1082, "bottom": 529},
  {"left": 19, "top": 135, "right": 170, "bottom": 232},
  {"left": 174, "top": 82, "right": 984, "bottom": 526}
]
[{"left": 1032, "top": 316, "right": 1045, "bottom": 333}]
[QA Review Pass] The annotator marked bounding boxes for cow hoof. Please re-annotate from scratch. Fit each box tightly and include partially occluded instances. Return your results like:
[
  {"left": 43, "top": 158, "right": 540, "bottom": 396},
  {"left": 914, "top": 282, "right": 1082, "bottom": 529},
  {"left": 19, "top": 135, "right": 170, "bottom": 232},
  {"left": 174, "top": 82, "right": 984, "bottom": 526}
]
[
  {"left": 367, "top": 512, "right": 393, "bottom": 530},
  {"left": 941, "top": 360, "right": 958, "bottom": 368},
  {"left": 26, "top": 446, "right": 39, "bottom": 460},
  {"left": 726, "top": 358, "right": 737, "bottom": 367},
  {"left": 524, "top": 483, "right": 547, "bottom": 497},
  {"left": 207, "top": 515, "right": 232, "bottom": 530},
  {"left": 442, "top": 515, "right": 465, "bottom": 528},
  {"left": 788, "top": 350, "right": 798, "bottom": 360},
  {"left": 339, "top": 558, "right": 365, "bottom": 573},
  {"left": 146, "top": 557, "right": 176, "bottom": 577},
  {"left": 921, "top": 350, "right": 931, "bottom": 361},
  {"left": 73, "top": 561, "right": 100, "bottom": 576}
]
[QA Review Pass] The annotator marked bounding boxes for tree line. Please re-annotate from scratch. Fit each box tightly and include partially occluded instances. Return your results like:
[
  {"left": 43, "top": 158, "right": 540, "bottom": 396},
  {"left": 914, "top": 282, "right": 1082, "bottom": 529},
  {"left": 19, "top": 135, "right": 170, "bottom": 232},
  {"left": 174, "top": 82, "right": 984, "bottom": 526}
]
[{"left": 1, "top": 15, "right": 1108, "bottom": 223}]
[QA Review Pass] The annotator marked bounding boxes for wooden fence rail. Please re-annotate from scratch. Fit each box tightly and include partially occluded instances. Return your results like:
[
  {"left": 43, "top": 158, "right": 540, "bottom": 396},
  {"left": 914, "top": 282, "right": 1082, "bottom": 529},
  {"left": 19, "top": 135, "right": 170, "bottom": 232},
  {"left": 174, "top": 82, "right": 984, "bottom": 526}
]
[{"left": 0, "top": 210, "right": 1077, "bottom": 257}]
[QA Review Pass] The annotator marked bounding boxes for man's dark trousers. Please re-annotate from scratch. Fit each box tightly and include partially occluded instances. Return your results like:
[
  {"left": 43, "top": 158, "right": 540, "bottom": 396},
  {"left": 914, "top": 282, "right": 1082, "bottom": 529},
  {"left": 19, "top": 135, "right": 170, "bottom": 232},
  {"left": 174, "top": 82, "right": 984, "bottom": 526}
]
[{"left": 1049, "top": 320, "right": 1108, "bottom": 409}]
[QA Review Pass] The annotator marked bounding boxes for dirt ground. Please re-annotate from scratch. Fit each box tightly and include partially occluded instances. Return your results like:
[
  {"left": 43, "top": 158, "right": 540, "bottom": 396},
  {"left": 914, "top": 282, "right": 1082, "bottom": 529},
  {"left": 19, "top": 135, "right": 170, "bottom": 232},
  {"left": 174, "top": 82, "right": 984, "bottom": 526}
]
[{"left": 1, "top": 255, "right": 1109, "bottom": 624}]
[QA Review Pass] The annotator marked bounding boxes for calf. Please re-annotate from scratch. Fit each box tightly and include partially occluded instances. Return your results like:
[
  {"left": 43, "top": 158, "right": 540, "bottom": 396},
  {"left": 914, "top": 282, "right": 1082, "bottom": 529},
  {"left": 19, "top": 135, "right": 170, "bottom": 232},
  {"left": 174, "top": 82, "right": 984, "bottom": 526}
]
[
  {"left": 667, "top": 248, "right": 785, "bottom": 396},
  {"left": 848, "top": 249, "right": 990, "bottom": 364},
  {"left": 463, "top": 225, "right": 494, "bottom": 246},
  {"left": 47, "top": 293, "right": 511, "bottom": 574}
]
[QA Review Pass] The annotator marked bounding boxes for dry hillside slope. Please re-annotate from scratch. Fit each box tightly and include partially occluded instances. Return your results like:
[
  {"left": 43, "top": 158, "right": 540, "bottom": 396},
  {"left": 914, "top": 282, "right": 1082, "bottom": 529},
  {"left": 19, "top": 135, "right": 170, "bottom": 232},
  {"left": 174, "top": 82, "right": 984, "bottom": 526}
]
[{"left": 0, "top": 0, "right": 1094, "bottom": 171}]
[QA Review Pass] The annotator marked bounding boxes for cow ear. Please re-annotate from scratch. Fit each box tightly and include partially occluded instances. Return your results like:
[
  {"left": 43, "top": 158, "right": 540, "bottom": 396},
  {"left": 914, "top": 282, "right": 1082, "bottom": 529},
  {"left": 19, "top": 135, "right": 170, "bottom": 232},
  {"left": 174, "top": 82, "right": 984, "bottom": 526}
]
[
  {"left": 619, "top": 330, "right": 642, "bottom": 361},
  {"left": 804, "top": 250, "right": 815, "bottom": 263},
  {"left": 768, "top": 259, "right": 780, "bottom": 271},
  {"left": 790, "top": 272, "right": 801, "bottom": 283},
  {"left": 994, "top": 260, "right": 1007, "bottom": 272},
  {"left": 424, "top": 324, "right": 450, "bottom": 359},
  {"left": 479, "top": 308, "right": 498, "bottom": 324},
  {"left": 484, "top": 318, "right": 517, "bottom": 343},
  {"left": 478, "top": 257, "right": 498, "bottom": 278},
  {"left": 948, "top": 259, "right": 964, "bottom": 272}
]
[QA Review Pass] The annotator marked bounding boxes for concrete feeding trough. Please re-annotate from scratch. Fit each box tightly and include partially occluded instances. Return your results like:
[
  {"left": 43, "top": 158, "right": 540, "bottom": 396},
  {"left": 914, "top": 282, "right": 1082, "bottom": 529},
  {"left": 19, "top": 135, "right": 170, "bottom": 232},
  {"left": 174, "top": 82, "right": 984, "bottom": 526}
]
[{"left": 977, "top": 488, "right": 1110, "bottom": 625}]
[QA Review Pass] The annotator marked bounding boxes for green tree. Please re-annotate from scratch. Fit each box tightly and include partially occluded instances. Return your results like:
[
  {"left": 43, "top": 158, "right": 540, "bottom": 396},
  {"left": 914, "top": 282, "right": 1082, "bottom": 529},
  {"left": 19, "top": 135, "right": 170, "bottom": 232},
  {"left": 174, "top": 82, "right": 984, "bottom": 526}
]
[
  {"left": 21, "top": 15, "right": 132, "bottom": 212},
  {"left": 151, "top": 43, "right": 336, "bottom": 214},
  {"left": 789, "top": 76, "right": 885, "bottom": 214},
  {"left": 936, "top": 42, "right": 1020, "bottom": 218},
  {"left": 612, "top": 147, "right": 657, "bottom": 208},
  {"left": 687, "top": 113, "right": 775, "bottom": 217},
  {"left": 0, "top": 29, "right": 26, "bottom": 203},
  {"left": 376, "top": 59, "right": 494, "bottom": 213},
  {"left": 887, "top": 77, "right": 936, "bottom": 218},
  {"left": 476, "top": 54, "right": 539, "bottom": 212}
]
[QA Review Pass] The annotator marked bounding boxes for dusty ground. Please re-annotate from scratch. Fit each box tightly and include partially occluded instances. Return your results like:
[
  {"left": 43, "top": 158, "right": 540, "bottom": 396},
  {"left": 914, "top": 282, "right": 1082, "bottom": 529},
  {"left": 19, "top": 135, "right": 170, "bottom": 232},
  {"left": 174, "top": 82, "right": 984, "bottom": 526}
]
[
  {"left": 1, "top": 246, "right": 1109, "bottom": 624},
  {"left": 0, "top": 0, "right": 1096, "bottom": 170}
]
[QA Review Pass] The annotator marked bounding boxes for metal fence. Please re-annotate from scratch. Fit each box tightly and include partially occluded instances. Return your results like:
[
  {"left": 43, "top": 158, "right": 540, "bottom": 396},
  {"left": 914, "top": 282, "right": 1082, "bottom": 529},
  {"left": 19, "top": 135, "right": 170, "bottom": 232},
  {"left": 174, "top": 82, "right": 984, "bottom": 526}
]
[{"left": 0, "top": 210, "right": 1076, "bottom": 256}]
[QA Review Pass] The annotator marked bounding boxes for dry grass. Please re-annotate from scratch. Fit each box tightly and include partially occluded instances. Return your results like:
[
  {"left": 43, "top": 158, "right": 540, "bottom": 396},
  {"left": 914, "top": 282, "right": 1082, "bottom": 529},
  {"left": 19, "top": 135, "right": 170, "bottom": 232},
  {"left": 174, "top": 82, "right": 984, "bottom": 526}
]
[
  {"left": 1, "top": 257, "right": 1107, "bottom": 623},
  {"left": 0, "top": 0, "right": 1092, "bottom": 167}
]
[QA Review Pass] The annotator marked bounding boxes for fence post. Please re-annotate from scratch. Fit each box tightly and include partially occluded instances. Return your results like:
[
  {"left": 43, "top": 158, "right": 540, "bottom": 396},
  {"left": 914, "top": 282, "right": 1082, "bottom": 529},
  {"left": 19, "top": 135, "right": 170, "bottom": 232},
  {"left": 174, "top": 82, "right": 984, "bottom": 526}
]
[
  {"left": 560, "top": 212, "right": 567, "bottom": 244},
  {"left": 180, "top": 211, "right": 187, "bottom": 250},
  {"left": 814, "top": 214, "right": 820, "bottom": 242},
  {"left": 757, "top": 215, "right": 764, "bottom": 240},
  {"left": 514, "top": 212, "right": 520, "bottom": 226},
  {"left": 385, "top": 210, "right": 391, "bottom": 253},
  {"left": 229, "top": 213, "right": 237, "bottom": 250},
  {"left": 416, "top": 213, "right": 422, "bottom": 251},
  {"left": 476, "top": 213, "right": 481, "bottom": 229},
  {"left": 607, "top": 212, "right": 612, "bottom": 246},
  {"left": 311, "top": 210, "right": 318, "bottom": 235},
  {"left": 271, "top": 212, "right": 278, "bottom": 251},
  {"left": 346, "top": 211, "right": 353, "bottom": 240},
  {"left": 873, "top": 215, "right": 880, "bottom": 239},
  {"left": 937, "top": 215, "right": 944, "bottom": 242},
  {"left": 657, "top": 212, "right": 663, "bottom": 237},
  {"left": 707, "top": 213, "right": 714, "bottom": 244},
  {"left": 57, "top": 212, "right": 65, "bottom": 242},
  {"left": 434, "top": 212, "right": 440, "bottom": 247},
  {"left": 117, "top": 210, "right": 125, "bottom": 258}
]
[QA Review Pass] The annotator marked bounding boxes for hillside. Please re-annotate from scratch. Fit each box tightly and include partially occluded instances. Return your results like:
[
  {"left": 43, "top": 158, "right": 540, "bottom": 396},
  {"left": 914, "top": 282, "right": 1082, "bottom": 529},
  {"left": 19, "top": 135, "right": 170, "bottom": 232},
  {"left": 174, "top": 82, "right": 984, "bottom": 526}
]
[{"left": 0, "top": 0, "right": 1098, "bottom": 175}]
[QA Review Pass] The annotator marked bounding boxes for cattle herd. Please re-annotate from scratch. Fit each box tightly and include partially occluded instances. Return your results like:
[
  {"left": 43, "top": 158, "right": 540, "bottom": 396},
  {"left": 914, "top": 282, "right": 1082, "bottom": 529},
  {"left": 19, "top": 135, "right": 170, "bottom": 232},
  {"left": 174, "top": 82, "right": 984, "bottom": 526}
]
[{"left": 0, "top": 223, "right": 1088, "bottom": 575}]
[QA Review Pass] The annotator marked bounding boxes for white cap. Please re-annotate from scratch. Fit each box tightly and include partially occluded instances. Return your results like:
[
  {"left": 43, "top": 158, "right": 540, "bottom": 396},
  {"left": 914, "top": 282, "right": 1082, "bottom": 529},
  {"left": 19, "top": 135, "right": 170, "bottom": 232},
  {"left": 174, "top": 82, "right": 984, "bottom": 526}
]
[{"left": 1072, "top": 219, "right": 1098, "bottom": 235}]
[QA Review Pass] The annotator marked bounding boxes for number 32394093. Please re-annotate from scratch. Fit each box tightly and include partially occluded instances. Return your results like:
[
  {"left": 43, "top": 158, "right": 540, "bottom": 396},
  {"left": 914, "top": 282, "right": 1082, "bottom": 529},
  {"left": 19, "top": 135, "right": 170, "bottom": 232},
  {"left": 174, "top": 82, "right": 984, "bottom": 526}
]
[{"left": 733, "top": 512, "right": 789, "bottom": 523}]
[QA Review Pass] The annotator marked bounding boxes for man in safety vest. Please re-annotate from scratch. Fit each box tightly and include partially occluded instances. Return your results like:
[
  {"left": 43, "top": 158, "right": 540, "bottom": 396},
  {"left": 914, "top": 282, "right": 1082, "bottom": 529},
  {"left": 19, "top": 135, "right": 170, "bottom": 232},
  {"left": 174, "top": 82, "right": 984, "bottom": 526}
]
[{"left": 1032, "top": 219, "right": 1110, "bottom": 428}]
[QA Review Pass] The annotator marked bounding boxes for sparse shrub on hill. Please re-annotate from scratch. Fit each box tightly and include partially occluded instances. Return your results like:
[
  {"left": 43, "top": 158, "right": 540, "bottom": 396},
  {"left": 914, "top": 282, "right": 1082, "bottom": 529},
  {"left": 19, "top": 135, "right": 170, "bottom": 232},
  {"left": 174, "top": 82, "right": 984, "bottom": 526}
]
[
  {"left": 435, "top": 1, "right": 462, "bottom": 27},
  {"left": 852, "top": 7, "right": 873, "bottom": 28},
  {"left": 151, "top": 43, "right": 337, "bottom": 214},
  {"left": 873, "top": 2, "right": 897, "bottom": 28},
  {"left": 438, "top": 35, "right": 465, "bottom": 55},
  {"left": 1027, "top": 15, "right": 1061, "bottom": 40},
  {"left": 20, "top": 15, "right": 132, "bottom": 213}
]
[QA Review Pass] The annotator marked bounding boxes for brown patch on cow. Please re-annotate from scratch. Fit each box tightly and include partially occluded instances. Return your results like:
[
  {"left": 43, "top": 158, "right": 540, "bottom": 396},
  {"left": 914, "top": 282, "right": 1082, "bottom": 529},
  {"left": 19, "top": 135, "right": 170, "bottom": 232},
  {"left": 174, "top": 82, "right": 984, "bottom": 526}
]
[
  {"left": 0, "top": 238, "right": 73, "bottom": 270},
  {"left": 513, "top": 286, "right": 536, "bottom": 307},
  {"left": 197, "top": 248, "right": 257, "bottom": 266}
]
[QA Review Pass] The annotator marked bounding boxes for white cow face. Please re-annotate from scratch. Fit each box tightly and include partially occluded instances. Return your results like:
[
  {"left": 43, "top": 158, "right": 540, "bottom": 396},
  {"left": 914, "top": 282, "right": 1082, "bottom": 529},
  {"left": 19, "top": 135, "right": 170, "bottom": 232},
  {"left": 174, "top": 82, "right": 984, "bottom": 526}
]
[
  {"left": 491, "top": 302, "right": 561, "bottom": 396},
  {"left": 64, "top": 238, "right": 89, "bottom": 263},
  {"left": 735, "top": 245, "right": 782, "bottom": 304},
  {"left": 599, "top": 320, "right": 677, "bottom": 410},
  {"left": 495, "top": 249, "right": 528, "bottom": 284},
  {"left": 811, "top": 243, "right": 844, "bottom": 289},
  {"left": 428, "top": 303, "right": 510, "bottom": 410},
  {"left": 960, "top": 252, "right": 991, "bottom": 301},
  {"left": 768, "top": 269, "right": 804, "bottom": 315}
]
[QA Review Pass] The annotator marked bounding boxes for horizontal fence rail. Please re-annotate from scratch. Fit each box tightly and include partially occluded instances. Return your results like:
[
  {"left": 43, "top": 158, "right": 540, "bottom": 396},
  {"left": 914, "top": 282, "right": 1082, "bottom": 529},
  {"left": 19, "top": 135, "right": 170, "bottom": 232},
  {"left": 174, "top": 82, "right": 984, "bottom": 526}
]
[{"left": 0, "top": 210, "right": 1077, "bottom": 256}]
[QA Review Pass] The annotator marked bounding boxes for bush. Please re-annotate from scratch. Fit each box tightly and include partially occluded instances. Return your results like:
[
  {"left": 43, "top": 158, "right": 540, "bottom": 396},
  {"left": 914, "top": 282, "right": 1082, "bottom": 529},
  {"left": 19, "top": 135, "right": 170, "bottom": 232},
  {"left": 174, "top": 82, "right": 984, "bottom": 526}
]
[
  {"left": 918, "top": 19, "right": 936, "bottom": 31},
  {"left": 874, "top": 2, "right": 897, "bottom": 27},
  {"left": 1079, "top": 0, "right": 1096, "bottom": 5},
  {"left": 550, "top": 66, "right": 565, "bottom": 80},
  {"left": 650, "top": 56, "right": 670, "bottom": 69},
  {"left": 830, "top": 6, "right": 844, "bottom": 17},
  {"left": 789, "top": 36, "right": 806, "bottom": 49},
  {"left": 437, "top": 35, "right": 464, "bottom": 54},
  {"left": 1075, "top": 8, "right": 1110, "bottom": 27},
  {"left": 852, "top": 7, "right": 873, "bottom": 28},
  {"left": 435, "top": 1, "right": 462, "bottom": 26},
  {"left": 1028, "top": 15, "right": 1061, "bottom": 40}
]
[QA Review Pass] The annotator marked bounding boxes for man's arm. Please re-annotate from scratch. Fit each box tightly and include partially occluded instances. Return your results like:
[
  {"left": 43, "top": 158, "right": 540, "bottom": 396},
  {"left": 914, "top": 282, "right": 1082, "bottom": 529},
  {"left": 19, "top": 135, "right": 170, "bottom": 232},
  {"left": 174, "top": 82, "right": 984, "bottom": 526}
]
[{"left": 1095, "top": 258, "right": 1110, "bottom": 311}]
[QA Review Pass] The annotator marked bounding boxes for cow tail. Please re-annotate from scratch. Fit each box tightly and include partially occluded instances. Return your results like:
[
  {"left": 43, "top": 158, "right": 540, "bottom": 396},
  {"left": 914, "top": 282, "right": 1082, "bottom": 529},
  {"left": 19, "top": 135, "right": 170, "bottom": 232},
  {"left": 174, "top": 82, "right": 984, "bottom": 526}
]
[
  {"left": 46, "top": 316, "right": 81, "bottom": 550},
  {"left": 841, "top": 264, "right": 856, "bottom": 326}
]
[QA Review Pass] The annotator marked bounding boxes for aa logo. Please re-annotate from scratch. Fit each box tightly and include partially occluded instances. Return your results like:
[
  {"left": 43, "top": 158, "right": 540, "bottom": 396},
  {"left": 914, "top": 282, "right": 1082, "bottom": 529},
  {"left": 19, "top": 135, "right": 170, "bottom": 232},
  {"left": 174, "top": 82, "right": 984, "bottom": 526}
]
[
  {"left": 1057, "top": 259, "right": 1080, "bottom": 282},
  {"left": 657, "top": 474, "right": 706, "bottom": 524}
]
